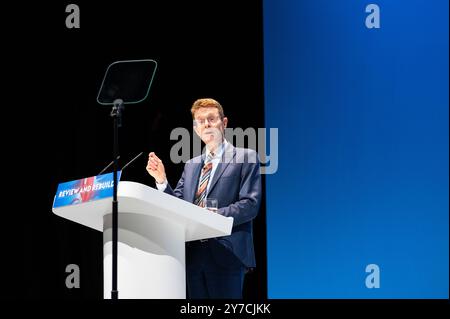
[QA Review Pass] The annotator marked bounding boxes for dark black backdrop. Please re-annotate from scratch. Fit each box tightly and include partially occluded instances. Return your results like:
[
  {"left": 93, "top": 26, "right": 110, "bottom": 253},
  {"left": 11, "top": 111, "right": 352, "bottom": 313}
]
[{"left": 3, "top": 1, "right": 266, "bottom": 299}]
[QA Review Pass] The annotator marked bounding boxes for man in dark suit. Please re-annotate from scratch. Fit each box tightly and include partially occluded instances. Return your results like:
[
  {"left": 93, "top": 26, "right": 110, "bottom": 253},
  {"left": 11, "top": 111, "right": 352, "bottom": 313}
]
[{"left": 146, "top": 98, "right": 262, "bottom": 299}]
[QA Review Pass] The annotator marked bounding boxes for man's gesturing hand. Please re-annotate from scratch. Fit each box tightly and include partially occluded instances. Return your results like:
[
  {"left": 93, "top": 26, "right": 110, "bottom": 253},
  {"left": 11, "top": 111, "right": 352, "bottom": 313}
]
[{"left": 146, "top": 152, "right": 167, "bottom": 184}]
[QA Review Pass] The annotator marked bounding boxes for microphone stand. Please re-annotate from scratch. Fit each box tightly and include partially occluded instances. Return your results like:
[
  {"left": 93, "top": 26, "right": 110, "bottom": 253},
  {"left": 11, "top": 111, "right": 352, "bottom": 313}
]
[{"left": 110, "top": 98, "right": 124, "bottom": 300}]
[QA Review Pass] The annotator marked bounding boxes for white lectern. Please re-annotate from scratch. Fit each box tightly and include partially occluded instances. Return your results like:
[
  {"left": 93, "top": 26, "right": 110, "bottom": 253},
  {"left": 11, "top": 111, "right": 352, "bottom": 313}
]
[{"left": 52, "top": 181, "right": 233, "bottom": 299}]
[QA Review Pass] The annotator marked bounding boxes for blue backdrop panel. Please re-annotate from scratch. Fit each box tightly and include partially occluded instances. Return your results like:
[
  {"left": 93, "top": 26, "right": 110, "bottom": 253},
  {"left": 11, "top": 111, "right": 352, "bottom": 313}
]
[{"left": 263, "top": 0, "right": 448, "bottom": 298}]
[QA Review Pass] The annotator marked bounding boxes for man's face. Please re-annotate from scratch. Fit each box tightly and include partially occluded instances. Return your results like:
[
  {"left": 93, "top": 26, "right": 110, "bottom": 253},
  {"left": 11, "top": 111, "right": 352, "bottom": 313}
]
[{"left": 193, "top": 106, "right": 228, "bottom": 147}]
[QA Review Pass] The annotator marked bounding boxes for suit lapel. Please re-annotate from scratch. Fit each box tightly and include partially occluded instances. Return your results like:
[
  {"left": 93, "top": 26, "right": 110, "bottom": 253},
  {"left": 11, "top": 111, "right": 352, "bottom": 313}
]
[
  {"left": 207, "top": 143, "right": 236, "bottom": 195},
  {"left": 187, "top": 155, "right": 204, "bottom": 203}
]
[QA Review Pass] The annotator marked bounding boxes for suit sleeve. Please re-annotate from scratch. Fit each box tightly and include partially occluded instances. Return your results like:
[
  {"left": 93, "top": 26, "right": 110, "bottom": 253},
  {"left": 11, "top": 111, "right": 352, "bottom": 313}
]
[
  {"left": 217, "top": 154, "right": 262, "bottom": 226},
  {"left": 163, "top": 166, "right": 186, "bottom": 200}
]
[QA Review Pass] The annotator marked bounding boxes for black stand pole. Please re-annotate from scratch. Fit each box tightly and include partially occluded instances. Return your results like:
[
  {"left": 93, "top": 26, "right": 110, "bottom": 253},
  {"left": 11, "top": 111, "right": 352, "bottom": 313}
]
[{"left": 110, "top": 98, "right": 124, "bottom": 300}]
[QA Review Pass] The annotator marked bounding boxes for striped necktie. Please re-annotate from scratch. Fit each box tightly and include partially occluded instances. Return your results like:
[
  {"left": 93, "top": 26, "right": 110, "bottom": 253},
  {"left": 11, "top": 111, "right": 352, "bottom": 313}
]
[{"left": 194, "top": 153, "right": 214, "bottom": 207}]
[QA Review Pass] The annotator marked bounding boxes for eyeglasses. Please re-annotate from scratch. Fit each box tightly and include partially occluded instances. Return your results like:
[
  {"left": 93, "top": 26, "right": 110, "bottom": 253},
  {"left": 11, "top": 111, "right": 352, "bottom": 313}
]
[{"left": 193, "top": 116, "right": 221, "bottom": 126}]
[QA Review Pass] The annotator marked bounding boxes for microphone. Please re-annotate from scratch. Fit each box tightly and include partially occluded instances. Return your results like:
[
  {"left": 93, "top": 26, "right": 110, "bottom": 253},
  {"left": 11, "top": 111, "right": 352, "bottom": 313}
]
[
  {"left": 98, "top": 156, "right": 120, "bottom": 175},
  {"left": 97, "top": 152, "right": 143, "bottom": 176},
  {"left": 122, "top": 152, "right": 143, "bottom": 171}
]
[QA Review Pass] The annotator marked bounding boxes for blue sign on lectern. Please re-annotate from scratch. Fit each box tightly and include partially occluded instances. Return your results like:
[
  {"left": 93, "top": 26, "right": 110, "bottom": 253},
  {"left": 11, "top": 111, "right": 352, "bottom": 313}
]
[{"left": 53, "top": 171, "right": 122, "bottom": 208}]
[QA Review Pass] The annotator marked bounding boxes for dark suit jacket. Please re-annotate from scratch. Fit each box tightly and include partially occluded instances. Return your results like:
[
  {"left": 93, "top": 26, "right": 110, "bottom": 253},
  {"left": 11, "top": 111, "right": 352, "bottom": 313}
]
[{"left": 164, "top": 142, "right": 262, "bottom": 268}]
